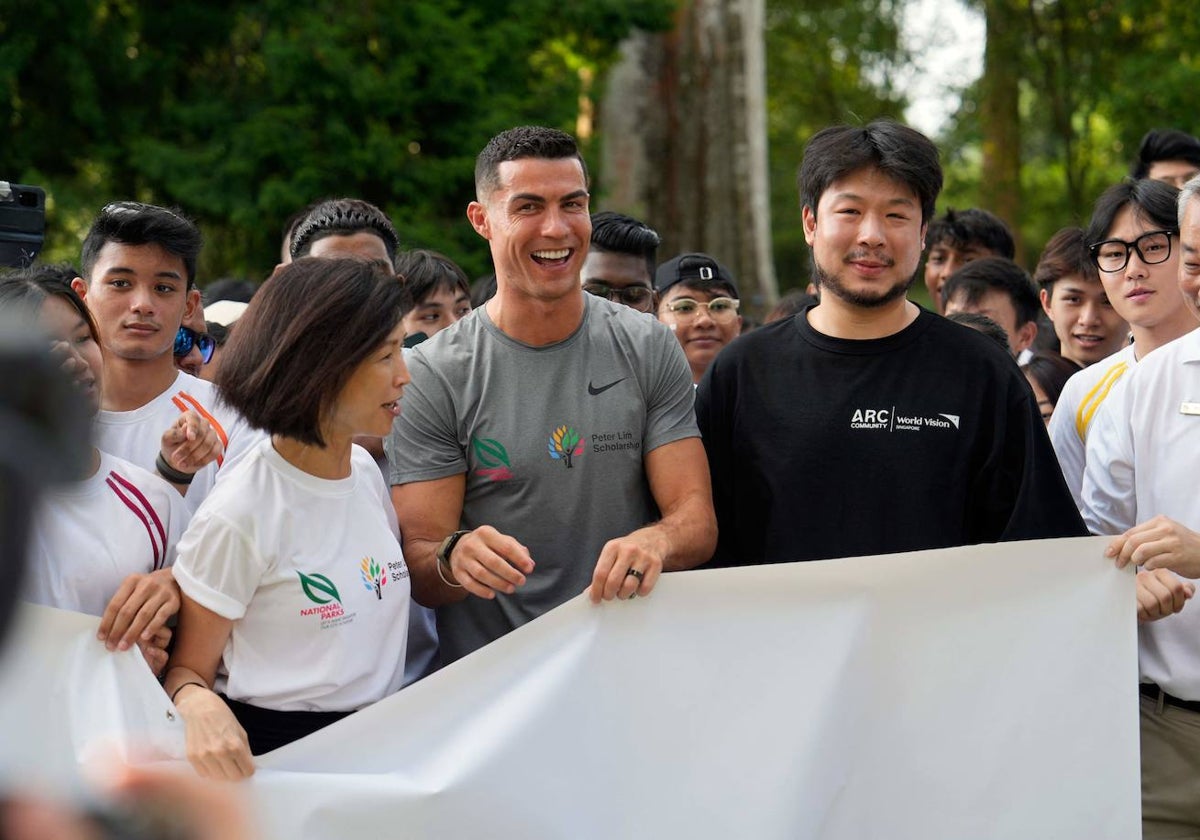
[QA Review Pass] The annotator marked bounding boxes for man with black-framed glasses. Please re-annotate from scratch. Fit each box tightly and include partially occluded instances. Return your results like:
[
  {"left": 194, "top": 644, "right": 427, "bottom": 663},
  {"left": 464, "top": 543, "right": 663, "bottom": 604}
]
[
  {"left": 581, "top": 211, "right": 659, "bottom": 314},
  {"left": 71, "top": 201, "right": 263, "bottom": 513},
  {"left": 655, "top": 252, "right": 743, "bottom": 385}
]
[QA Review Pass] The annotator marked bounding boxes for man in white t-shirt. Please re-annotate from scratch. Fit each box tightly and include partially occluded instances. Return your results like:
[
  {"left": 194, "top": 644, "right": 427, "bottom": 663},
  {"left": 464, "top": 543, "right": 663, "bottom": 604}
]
[
  {"left": 1048, "top": 179, "right": 1199, "bottom": 508},
  {"left": 1081, "top": 176, "right": 1200, "bottom": 840},
  {"left": 71, "top": 202, "right": 262, "bottom": 514}
]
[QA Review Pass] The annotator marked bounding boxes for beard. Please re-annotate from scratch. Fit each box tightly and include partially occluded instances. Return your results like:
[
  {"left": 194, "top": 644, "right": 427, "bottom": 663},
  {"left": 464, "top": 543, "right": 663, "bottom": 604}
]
[{"left": 812, "top": 252, "right": 917, "bottom": 309}]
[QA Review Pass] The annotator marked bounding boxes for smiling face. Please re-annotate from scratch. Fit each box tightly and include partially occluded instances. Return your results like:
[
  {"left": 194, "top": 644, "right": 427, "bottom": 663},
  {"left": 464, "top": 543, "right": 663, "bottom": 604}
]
[
  {"left": 1095, "top": 205, "right": 1186, "bottom": 338},
  {"left": 657, "top": 284, "right": 742, "bottom": 383},
  {"left": 325, "top": 321, "right": 411, "bottom": 442},
  {"left": 72, "top": 241, "right": 198, "bottom": 364},
  {"left": 1040, "top": 276, "right": 1128, "bottom": 366},
  {"left": 40, "top": 294, "right": 104, "bottom": 414},
  {"left": 467, "top": 156, "right": 591, "bottom": 304},
  {"left": 803, "top": 167, "right": 926, "bottom": 311}
]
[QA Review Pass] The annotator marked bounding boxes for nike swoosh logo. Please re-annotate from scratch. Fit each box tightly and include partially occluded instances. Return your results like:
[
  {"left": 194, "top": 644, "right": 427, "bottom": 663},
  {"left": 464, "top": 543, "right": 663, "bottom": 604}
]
[{"left": 588, "top": 377, "right": 627, "bottom": 396}]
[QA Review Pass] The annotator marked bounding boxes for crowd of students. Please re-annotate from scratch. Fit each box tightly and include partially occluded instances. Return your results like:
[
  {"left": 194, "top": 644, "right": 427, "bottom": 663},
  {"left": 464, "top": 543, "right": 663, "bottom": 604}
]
[{"left": 6, "top": 121, "right": 1200, "bottom": 838}]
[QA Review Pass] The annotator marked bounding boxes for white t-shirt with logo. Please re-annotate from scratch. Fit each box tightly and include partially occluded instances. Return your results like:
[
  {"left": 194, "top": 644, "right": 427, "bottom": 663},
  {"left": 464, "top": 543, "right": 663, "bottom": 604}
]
[
  {"left": 173, "top": 440, "right": 410, "bottom": 712},
  {"left": 94, "top": 371, "right": 265, "bottom": 515},
  {"left": 24, "top": 451, "right": 187, "bottom": 616}
]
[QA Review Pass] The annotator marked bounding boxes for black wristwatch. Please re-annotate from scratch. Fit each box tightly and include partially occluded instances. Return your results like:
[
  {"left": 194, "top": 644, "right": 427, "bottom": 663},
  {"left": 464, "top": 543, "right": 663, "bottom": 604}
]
[{"left": 436, "top": 529, "right": 472, "bottom": 568}]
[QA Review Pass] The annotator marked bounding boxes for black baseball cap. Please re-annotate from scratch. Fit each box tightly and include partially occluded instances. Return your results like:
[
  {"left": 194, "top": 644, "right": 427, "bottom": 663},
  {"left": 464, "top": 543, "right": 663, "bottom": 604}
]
[{"left": 654, "top": 252, "right": 739, "bottom": 298}]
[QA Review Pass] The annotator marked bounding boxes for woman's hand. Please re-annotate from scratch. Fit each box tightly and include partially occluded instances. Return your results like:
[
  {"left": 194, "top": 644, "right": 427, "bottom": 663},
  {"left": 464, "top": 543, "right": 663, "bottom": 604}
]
[{"left": 173, "top": 685, "right": 255, "bottom": 781}]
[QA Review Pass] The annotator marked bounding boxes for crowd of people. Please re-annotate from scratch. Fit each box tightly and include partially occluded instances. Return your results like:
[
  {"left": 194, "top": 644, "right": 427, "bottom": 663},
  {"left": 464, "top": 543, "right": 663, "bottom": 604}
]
[{"left": 7, "top": 120, "right": 1200, "bottom": 837}]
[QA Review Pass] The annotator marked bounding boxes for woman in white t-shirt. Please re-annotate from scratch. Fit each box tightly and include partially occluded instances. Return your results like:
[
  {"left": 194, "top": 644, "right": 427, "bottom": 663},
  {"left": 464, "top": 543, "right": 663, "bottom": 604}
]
[
  {"left": 1, "top": 267, "right": 192, "bottom": 675},
  {"left": 163, "top": 258, "right": 413, "bottom": 780}
]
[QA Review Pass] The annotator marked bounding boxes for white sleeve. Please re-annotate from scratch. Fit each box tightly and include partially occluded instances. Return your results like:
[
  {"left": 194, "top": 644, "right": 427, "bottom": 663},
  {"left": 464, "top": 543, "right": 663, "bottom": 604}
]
[
  {"left": 1080, "top": 385, "right": 1137, "bottom": 536},
  {"left": 1047, "top": 400, "right": 1084, "bottom": 511},
  {"left": 173, "top": 510, "right": 263, "bottom": 620}
]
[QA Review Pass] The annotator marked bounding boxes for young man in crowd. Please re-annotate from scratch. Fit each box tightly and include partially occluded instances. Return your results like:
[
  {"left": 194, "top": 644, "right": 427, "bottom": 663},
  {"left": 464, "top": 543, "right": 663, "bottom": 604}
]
[
  {"left": 921, "top": 207, "right": 1015, "bottom": 313},
  {"left": 288, "top": 198, "right": 400, "bottom": 266},
  {"left": 580, "top": 211, "right": 660, "bottom": 314},
  {"left": 941, "top": 256, "right": 1041, "bottom": 359},
  {"left": 71, "top": 202, "right": 261, "bottom": 514},
  {"left": 395, "top": 249, "right": 472, "bottom": 344},
  {"left": 1048, "top": 179, "right": 1198, "bottom": 507},
  {"left": 655, "top": 253, "right": 743, "bottom": 385},
  {"left": 1034, "top": 227, "right": 1128, "bottom": 368},
  {"left": 387, "top": 126, "right": 715, "bottom": 664},
  {"left": 1082, "top": 176, "right": 1200, "bottom": 840},
  {"left": 1130, "top": 128, "right": 1200, "bottom": 189},
  {"left": 696, "top": 120, "right": 1083, "bottom": 568}
]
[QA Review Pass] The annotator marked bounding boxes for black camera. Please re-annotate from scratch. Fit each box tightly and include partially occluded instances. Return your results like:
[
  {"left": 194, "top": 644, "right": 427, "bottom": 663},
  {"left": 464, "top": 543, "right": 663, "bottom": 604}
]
[{"left": 0, "top": 182, "right": 46, "bottom": 269}]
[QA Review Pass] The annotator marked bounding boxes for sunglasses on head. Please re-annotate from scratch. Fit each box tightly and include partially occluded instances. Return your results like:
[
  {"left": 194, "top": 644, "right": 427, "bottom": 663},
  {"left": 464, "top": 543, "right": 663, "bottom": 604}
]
[{"left": 173, "top": 326, "right": 216, "bottom": 364}]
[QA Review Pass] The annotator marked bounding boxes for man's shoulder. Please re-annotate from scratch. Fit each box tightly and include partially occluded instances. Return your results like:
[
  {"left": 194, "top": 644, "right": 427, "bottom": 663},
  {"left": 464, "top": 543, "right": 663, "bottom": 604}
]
[{"left": 1059, "top": 345, "right": 1135, "bottom": 403}]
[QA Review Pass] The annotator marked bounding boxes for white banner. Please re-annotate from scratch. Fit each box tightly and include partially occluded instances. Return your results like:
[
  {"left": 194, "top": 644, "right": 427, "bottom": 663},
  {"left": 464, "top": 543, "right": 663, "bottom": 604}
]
[{"left": 0, "top": 537, "right": 1139, "bottom": 839}]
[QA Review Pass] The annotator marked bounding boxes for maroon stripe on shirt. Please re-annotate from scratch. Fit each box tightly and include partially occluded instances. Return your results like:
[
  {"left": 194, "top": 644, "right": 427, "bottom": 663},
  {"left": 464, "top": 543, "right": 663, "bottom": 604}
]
[
  {"left": 105, "top": 474, "right": 162, "bottom": 570},
  {"left": 109, "top": 470, "right": 168, "bottom": 552}
]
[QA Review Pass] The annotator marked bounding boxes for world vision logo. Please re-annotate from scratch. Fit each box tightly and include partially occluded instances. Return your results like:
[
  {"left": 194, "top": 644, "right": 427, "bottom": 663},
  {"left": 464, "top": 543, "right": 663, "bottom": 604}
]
[
  {"left": 360, "top": 557, "right": 387, "bottom": 600},
  {"left": 547, "top": 425, "right": 584, "bottom": 468},
  {"left": 472, "top": 436, "right": 514, "bottom": 481},
  {"left": 297, "top": 572, "right": 353, "bottom": 628},
  {"left": 849, "top": 407, "right": 961, "bottom": 432}
]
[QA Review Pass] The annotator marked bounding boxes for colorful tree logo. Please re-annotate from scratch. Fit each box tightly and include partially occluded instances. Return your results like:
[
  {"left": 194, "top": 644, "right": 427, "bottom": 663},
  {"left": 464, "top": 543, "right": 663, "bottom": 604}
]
[
  {"left": 298, "top": 572, "right": 342, "bottom": 605},
  {"left": 547, "top": 425, "right": 584, "bottom": 468},
  {"left": 360, "top": 557, "right": 387, "bottom": 599},
  {"left": 472, "top": 436, "right": 514, "bottom": 481}
]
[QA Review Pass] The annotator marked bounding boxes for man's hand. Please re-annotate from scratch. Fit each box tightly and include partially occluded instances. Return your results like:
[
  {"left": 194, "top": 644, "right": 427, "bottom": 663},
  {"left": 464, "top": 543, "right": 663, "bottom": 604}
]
[
  {"left": 590, "top": 529, "right": 666, "bottom": 603},
  {"left": 137, "top": 625, "right": 173, "bottom": 677},
  {"left": 1135, "top": 568, "right": 1195, "bottom": 623},
  {"left": 98, "top": 568, "right": 180, "bottom": 653},
  {"left": 160, "top": 411, "right": 223, "bottom": 478},
  {"left": 444, "top": 525, "right": 535, "bottom": 600},
  {"left": 1109, "top": 515, "right": 1200, "bottom": 578}
]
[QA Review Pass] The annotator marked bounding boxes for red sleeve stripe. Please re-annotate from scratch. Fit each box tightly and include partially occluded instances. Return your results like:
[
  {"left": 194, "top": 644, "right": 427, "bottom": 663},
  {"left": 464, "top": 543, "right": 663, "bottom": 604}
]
[
  {"left": 105, "top": 474, "right": 163, "bottom": 570},
  {"left": 108, "top": 469, "right": 168, "bottom": 551},
  {"left": 172, "top": 391, "right": 229, "bottom": 467}
]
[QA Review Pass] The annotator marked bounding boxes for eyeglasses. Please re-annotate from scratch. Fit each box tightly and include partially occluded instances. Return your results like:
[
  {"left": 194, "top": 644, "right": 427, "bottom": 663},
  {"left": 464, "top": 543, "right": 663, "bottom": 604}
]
[
  {"left": 173, "top": 326, "right": 215, "bottom": 364},
  {"left": 1089, "top": 229, "right": 1176, "bottom": 273},
  {"left": 659, "top": 296, "right": 740, "bottom": 323},
  {"left": 583, "top": 283, "right": 654, "bottom": 311}
]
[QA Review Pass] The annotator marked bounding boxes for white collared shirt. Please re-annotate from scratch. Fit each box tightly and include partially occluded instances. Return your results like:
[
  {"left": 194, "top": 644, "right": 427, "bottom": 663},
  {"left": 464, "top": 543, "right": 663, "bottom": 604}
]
[{"left": 1083, "top": 328, "right": 1200, "bottom": 698}]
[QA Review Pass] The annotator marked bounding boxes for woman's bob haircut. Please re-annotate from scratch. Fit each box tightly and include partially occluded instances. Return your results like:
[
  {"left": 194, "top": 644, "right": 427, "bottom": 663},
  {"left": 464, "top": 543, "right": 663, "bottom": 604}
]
[{"left": 217, "top": 257, "right": 410, "bottom": 447}]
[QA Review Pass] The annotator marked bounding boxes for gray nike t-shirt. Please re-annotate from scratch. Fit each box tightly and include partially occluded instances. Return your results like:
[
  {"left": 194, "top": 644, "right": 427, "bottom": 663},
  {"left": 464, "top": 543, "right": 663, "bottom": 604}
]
[{"left": 386, "top": 293, "right": 698, "bottom": 662}]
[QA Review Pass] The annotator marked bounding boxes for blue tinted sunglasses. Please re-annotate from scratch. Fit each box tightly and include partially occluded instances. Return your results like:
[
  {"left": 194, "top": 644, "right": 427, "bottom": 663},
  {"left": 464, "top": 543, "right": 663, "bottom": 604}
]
[{"left": 173, "top": 326, "right": 216, "bottom": 364}]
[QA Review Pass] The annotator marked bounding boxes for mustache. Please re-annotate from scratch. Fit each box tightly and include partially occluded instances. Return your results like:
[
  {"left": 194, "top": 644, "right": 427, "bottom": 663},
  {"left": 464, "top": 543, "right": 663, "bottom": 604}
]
[{"left": 843, "top": 250, "right": 895, "bottom": 266}]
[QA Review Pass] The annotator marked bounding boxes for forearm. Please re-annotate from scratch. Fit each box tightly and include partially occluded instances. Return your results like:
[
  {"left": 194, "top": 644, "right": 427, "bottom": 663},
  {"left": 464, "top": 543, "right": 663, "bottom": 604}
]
[
  {"left": 404, "top": 533, "right": 470, "bottom": 608},
  {"left": 641, "top": 489, "right": 717, "bottom": 572},
  {"left": 163, "top": 664, "right": 213, "bottom": 702}
]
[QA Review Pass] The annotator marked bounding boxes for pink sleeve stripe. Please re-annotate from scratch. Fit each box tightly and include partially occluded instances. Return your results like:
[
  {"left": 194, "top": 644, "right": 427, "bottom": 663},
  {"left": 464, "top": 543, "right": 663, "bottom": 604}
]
[
  {"left": 108, "top": 469, "right": 168, "bottom": 551},
  {"left": 105, "top": 474, "right": 163, "bottom": 570}
]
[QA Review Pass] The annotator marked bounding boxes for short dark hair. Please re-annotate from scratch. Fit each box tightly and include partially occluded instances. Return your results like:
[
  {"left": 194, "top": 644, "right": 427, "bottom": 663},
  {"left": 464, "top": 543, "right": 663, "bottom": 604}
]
[
  {"left": 394, "top": 249, "right": 470, "bottom": 306},
  {"left": 289, "top": 198, "right": 400, "bottom": 265},
  {"left": 941, "top": 256, "right": 1040, "bottom": 327},
  {"left": 216, "top": 258, "right": 411, "bottom": 447},
  {"left": 203, "top": 277, "right": 258, "bottom": 305},
  {"left": 474, "top": 126, "right": 588, "bottom": 199},
  {"left": 590, "top": 211, "right": 661, "bottom": 276},
  {"left": 1085, "top": 179, "right": 1180, "bottom": 249},
  {"left": 798, "top": 119, "right": 942, "bottom": 223},
  {"left": 946, "top": 311, "right": 1012, "bottom": 354},
  {"left": 1021, "top": 352, "right": 1081, "bottom": 408},
  {"left": 0, "top": 264, "right": 98, "bottom": 342},
  {"left": 926, "top": 208, "right": 1015, "bottom": 257},
  {"left": 764, "top": 289, "right": 818, "bottom": 324},
  {"left": 81, "top": 202, "right": 202, "bottom": 289},
  {"left": 1033, "top": 227, "right": 1099, "bottom": 293},
  {"left": 1130, "top": 129, "right": 1200, "bottom": 179}
]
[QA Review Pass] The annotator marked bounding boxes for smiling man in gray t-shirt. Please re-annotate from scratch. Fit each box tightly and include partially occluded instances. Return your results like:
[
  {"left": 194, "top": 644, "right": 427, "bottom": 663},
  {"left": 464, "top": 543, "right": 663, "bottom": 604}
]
[{"left": 386, "top": 126, "right": 716, "bottom": 664}]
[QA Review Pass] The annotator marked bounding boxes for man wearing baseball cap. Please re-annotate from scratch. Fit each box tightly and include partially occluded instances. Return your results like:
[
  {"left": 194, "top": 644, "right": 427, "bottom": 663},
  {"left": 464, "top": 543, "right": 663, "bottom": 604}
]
[{"left": 656, "top": 253, "right": 743, "bottom": 384}]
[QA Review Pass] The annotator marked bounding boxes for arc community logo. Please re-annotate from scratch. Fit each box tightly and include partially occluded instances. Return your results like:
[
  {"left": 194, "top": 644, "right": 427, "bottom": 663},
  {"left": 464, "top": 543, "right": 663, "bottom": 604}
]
[{"left": 849, "top": 407, "right": 960, "bottom": 432}]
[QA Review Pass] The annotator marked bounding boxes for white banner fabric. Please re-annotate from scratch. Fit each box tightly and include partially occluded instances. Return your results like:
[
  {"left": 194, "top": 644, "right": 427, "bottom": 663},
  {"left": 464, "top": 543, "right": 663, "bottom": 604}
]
[{"left": 0, "top": 536, "right": 1139, "bottom": 839}]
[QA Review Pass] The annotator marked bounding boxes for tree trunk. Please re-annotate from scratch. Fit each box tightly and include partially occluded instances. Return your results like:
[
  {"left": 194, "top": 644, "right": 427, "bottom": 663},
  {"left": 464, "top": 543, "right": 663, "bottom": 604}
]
[
  {"left": 979, "top": 0, "right": 1024, "bottom": 262},
  {"left": 599, "top": 0, "right": 778, "bottom": 314}
]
